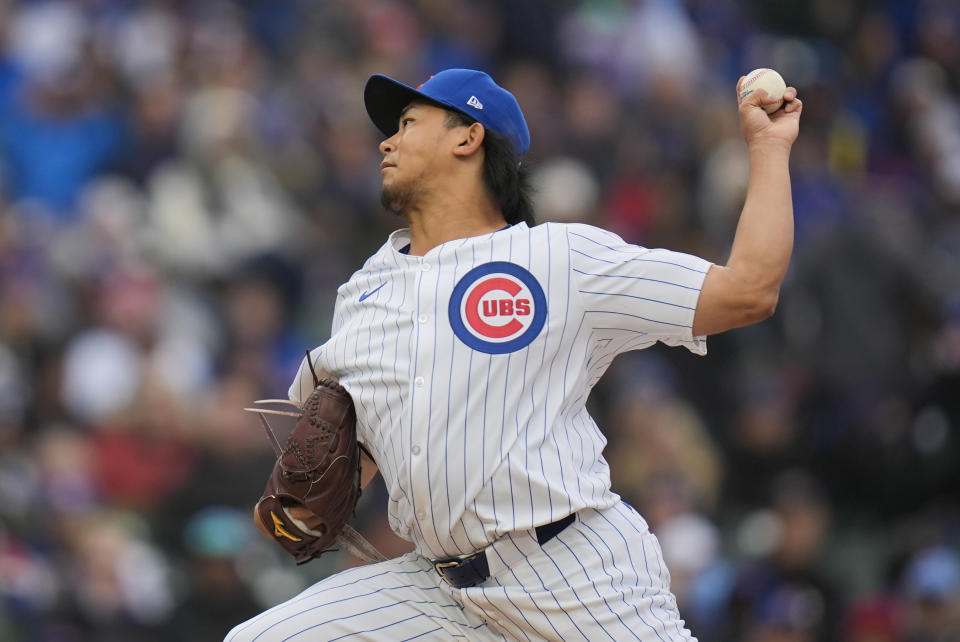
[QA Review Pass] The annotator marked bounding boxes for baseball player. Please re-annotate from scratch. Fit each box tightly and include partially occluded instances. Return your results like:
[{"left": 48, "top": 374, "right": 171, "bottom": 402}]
[{"left": 226, "top": 68, "right": 802, "bottom": 641}]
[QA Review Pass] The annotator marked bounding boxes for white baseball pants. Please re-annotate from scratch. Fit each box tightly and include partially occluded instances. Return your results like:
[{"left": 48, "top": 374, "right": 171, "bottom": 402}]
[{"left": 226, "top": 502, "right": 696, "bottom": 641}]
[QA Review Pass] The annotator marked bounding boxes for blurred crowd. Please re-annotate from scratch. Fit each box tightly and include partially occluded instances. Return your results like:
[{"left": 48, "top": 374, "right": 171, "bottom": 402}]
[{"left": 0, "top": 0, "right": 958, "bottom": 640}]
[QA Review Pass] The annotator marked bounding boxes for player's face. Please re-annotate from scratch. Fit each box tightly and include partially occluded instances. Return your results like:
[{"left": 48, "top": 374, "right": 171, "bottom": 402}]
[{"left": 378, "top": 101, "right": 460, "bottom": 215}]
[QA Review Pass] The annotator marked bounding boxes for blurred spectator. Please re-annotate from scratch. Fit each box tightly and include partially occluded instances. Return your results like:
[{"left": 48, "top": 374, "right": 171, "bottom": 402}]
[
  {"left": 843, "top": 597, "right": 903, "bottom": 642},
  {"left": 47, "top": 509, "right": 175, "bottom": 641},
  {"left": 900, "top": 546, "right": 960, "bottom": 641},
  {"left": 604, "top": 352, "right": 723, "bottom": 519},
  {"left": 166, "top": 507, "right": 262, "bottom": 640},
  {"left": 0, "top": 2, "right": 125, "bottom": 219},
  {"left": 723, "top": 471, "right": 842, "bottom": 642}
]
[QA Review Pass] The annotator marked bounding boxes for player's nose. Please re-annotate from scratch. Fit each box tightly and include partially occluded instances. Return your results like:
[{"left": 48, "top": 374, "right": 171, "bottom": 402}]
[{"left": 379, "top": 135, "right": 397, "bottom": 155}]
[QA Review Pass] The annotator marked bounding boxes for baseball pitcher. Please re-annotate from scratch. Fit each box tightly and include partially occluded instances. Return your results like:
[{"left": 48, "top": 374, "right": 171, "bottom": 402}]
[{"left": 227, "top": 67, "right": 802, "bottom": 641}]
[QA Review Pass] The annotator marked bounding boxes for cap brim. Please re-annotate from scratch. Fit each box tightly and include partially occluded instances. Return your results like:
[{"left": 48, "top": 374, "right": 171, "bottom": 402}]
[{"left": 364, "top": 75, "right": 428, "bottom": 138}]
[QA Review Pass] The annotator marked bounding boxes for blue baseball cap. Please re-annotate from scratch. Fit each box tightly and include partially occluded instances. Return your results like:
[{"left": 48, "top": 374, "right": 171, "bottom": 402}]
[{"left": 364, "top": 68, "right": 530, "bottom": 156}]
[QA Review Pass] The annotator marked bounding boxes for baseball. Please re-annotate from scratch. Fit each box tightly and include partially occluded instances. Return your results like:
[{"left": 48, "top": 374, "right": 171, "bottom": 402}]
[{"left": 739, "top": 68, "right": 787, "bottom": 114}]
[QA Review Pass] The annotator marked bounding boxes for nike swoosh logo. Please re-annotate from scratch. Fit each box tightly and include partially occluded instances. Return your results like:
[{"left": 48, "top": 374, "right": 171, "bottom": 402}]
[{"left": 359, "top": 282, "right": 387, "bottom": 302}]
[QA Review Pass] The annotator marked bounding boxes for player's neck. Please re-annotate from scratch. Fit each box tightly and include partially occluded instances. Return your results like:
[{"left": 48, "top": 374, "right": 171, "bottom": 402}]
[{"left": 404, "top": 187, "right": 506, "bottom": 256}]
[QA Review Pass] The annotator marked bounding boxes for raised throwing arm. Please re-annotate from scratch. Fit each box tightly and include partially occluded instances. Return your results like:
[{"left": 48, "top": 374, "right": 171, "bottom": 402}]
[{"left": 692, "top": 80, "right": 803, "bottom": 337}]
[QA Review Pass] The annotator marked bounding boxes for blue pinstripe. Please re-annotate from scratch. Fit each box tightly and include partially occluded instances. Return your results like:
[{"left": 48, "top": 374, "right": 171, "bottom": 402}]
[
  {"left": 598, "top": 509, "right": 678, "bottom": 637},
  {"left": 290, "top": 612, "right": 424, "bottom": 641},
  {"left": 613, "top": 503, "right": 688, "bottom": 639},
  {"left": 568, "top": 231, "right": 708, "bottom": 273},
  {"left": 579, "top": 518, "right": 670, "bottom": 642},
  {"left": 503, "top": 536, "right": 593, "bottom": 639},
  {"left": 461, "top": 590, "right": 531, "bottom": 642},
  {"left": 520, "top": 230, "right": 537, "bottom": 528},
  {"left": 533, "top": 228, "right": 555, "bottom": 520},
  {"left": 397, "top": 627, "right": 444, "bottom": 641},
  {"left": 553, "top": 533, "right": 644, "bottom": 641},
  {"left": 573, "top": 268, "right": 702, "bottom": 290},
  {"left": 460, "top": 242, "right": 483, "bottom": 552},
  {"left": 476, "top": 237, "right": 497, "bottom": 534},
  {"left": 585, "top": 309, "right": 692, "bottom": 328},
  {"left": 579, "top": 289, "right": 697, "bottom": 309},
  {"left": 630, "top": 257, "right": 709, "bottom": 273},
  {"left": 251, "top": 585, "right": 443, "bottom": 640},
  {"left": 593, "top": 326, "right": 650, "bottom": 334},
  {"left": 359, "top": 271, "right": 388, "bottom": 449},
  {"left": 542, "top": 229, "right": 574, "bottom": 518},
  {"left": 536, "top": 539, "right": 617, "bottom": 640},
  {"left": 382, "top": 251, "right": 411, "bottom": 538},
  {"left": 408, "top": 254, "right": 432, "bottom": 551},
  {"left": 500, "top": 233, "right": 518, "bottom": 534},
  {"left": 443, "top": 244, "right": 462, "bottom": 551},
  {"left": 226, "top": 568, "right": 416, "bottom": 641},
  {"left": 425, "top": 245, "right": 445, "bottom": 554},
  {"left": 479, "top": 582, "right": 538, "bottom": 642},
  {"left": 485, "top": 544, "right": 570, "bottom": 640},
  {"left": 573, "top": 246, "right": 709, "bottom": 276}
]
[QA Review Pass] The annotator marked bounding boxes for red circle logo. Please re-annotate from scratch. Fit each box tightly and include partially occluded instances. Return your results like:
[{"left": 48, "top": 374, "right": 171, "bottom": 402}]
[
  {"left": 449, "top": 262, "right": 547, "bottom": 354},
  {"left": 461, "top": 275, "right": 536, "bottom": 342}
]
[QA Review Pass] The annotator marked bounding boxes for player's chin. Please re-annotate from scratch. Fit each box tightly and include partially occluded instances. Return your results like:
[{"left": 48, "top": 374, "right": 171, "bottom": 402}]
[{"left": 379, "top": 185, "right": 407, "bottom": 217}]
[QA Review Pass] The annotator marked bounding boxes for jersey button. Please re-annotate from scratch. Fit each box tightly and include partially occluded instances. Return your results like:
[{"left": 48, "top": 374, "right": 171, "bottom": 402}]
[
  {"left": 414, "top": 376, "right": 425, "bottom": 387},
  {"left": 418, "top": 314, "right": 429, "bottom": 324},
  {"left": 411, "top": 445, "right": 421, "bottom": 455},
  {"left": 417, "top": 510, "right": 427, "bottom": 520},
  {"left": 420, "top": 263, "right": 431, "bottom": 272}
]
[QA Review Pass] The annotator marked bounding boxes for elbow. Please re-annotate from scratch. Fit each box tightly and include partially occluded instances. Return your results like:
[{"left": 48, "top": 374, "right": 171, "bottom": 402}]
[
  {"left": 734, "top": 288, "right": 779, "bottom": 327},
  {"left": 748, "top": 289, "right": 780, "bottom": 323}
]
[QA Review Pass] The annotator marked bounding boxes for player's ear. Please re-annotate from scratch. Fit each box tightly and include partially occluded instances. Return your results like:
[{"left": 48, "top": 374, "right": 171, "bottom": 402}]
[{"left": 452, "top": 122, "right": 485, "bottom": 158}]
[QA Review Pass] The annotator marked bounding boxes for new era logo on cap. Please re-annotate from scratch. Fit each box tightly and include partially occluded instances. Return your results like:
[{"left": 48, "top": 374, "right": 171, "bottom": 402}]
[{"left": 467, "top": 95, "right": 483, "bottom": 110}]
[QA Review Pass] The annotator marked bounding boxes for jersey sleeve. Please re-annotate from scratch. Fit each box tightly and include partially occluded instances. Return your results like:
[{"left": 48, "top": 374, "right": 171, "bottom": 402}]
[
  {"left": 287, "top": 293, "right": 346, "bottom": 403},
  {"left": 288, "top": 351, "right": 318, "bottom": 403},
  {"left": 567, "top": 225, "right": 712, "bottom": 355}
]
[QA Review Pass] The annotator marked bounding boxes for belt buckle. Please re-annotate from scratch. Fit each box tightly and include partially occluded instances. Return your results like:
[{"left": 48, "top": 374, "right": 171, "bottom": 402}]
[{"left": 435, "top": 551, "right": 482, "bottom": 587}]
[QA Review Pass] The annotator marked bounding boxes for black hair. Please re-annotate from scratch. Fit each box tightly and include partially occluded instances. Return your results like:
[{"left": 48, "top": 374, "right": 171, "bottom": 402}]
[{"left": 444, "top": 109, "right": 536, "bottom": 227}]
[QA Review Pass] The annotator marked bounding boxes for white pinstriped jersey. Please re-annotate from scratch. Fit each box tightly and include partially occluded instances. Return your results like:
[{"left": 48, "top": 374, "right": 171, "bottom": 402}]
[{"left": 289, "top": 222, "right": 710, "bottom": 560}]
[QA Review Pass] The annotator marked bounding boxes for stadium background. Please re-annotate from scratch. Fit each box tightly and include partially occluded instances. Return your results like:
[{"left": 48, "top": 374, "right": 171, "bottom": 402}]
[{"left": 0, "top": 0, "right": 958, "bottom": 640}]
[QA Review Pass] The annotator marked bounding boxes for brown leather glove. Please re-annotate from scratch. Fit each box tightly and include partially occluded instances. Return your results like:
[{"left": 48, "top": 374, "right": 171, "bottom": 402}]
[{"left": 254, "top": 379, "right": 362, "bottom": 564}]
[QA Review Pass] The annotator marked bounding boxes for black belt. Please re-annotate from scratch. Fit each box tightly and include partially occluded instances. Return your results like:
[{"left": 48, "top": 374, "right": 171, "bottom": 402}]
[{"left": 434, "top": 513, "right": 576, "bottom": 589}]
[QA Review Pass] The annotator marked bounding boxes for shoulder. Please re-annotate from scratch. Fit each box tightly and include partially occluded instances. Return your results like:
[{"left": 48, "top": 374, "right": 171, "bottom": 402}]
[
  {"left": 528, "top": 223, "right": 640, "bottom": 257},
  {"left": 335, "top": 238, "right": 397, "bottom": 297},
  {"left": 558, "top": 223, "right": 633, "bottom": 248},
  {"left": 513, "top": 221, "right": 623, "bottom": 243}
]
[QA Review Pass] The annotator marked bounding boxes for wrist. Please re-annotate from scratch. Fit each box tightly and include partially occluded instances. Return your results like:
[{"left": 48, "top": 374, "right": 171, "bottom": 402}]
[{"left": 747, "top": 137, "right": 793, "bottom": 157}]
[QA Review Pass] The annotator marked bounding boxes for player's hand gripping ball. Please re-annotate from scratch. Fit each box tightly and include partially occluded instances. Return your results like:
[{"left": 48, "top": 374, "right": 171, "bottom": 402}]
[
  {"left": 739, "top": 68, "right": 787, "bottom": 114},
  {"left": 254, "top": 379, "right": 362, "bottom": 564},
  {"left": 736, "top": 67, "right": 802, "bottom": 148}
]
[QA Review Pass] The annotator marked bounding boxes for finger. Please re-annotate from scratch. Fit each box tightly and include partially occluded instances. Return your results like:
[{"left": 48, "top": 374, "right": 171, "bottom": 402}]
[
  {"left": 784, "top": 97, "right": 803, "bottom": 114},
  {"left": 742, "top": 88, "right": 778, "bottom": 110},
  {"left": 783, "top": 87, "right": 798, "bottom": 101}
]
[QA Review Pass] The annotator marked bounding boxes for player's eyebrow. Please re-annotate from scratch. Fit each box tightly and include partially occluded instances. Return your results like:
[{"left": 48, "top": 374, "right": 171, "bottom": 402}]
[{"left": 398, "top": 102, "right": 425, "bottom": 125}]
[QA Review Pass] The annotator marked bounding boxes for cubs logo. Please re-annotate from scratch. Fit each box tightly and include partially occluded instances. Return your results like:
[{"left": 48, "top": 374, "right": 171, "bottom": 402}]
[{"left": 448, "top": 262, "right": 547, "bottom": 354}]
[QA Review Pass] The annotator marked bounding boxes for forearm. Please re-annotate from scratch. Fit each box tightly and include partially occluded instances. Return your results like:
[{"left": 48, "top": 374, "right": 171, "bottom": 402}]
[
  {"left": 726, "top": 139, "right": 794, "bottom": 303},
  {"left": 691, "top": 80, "right": 801, "bottom": 337}
]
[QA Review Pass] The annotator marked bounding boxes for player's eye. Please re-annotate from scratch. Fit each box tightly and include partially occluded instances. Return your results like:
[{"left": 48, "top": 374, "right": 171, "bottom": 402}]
[{"left": 401, "top": 117, "right": 414, "bottom": 128}]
